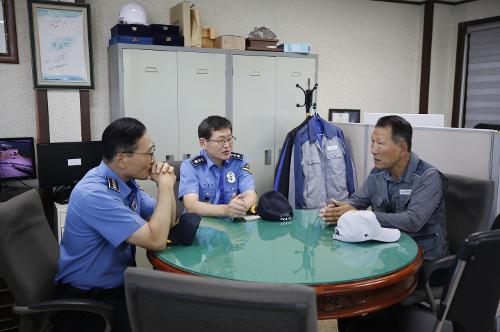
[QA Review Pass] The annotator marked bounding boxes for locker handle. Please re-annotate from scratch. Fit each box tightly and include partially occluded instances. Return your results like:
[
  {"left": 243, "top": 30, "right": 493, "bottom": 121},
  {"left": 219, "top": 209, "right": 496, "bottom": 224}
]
[
  {"left": 291, "top": 71, "right": 301, "bottom": 77},
  {"left": 165, "top": 155, "right": 174, "bottom": 162},
  {"left": 249, "top": 70, "right": 261, "bottom": 77},
  {"left": 145, "top": 66, "right": 158, "bottom": 73},
  {"left": 183, "top": 153, "right": 191, "bottom": 160},
  {"left": 196, "top": 68, "right": 208, "bottom": 75},
  {"left": 264, "top": 150, "right": 272, "bottom": 165}
]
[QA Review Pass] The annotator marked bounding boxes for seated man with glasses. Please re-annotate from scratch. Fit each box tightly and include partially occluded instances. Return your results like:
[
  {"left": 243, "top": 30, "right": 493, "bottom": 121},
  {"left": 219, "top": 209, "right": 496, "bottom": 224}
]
[
  {"left": 179, "top": 115, "right": 257, "bottom": 219},
  {"left": 54, "top": 117, "right": 177, "bottom": 332}
]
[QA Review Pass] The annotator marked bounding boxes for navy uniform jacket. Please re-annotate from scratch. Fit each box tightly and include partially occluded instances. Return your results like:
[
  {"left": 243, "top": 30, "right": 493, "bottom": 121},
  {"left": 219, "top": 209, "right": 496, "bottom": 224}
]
[
  {"left": 347, "top": 152, "right": 448, "bottom": 260},
  {"left": 179, "top": 150, "right": 255, "bottom": 204},
  {"left": 55, "top": 161, "right": 155, "bottom": 289}
]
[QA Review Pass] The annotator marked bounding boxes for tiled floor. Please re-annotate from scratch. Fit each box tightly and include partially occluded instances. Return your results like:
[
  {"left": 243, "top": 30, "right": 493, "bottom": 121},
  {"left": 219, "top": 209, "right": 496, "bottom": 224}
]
[{"left": 136, "top": 247, "right": 339, "bottom": 331}]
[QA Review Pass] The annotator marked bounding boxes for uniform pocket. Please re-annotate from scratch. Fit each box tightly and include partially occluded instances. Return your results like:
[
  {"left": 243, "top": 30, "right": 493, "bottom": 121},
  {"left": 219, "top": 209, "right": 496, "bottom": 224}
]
[
  {"left": 305, "top": 157, "right": 322, "bottom": 178},
  {"left": 396, "top": 195, "right": 411, "bottom": 212},
  {"left": 199, "top": 186, "right": 216, "bottom": 203}
]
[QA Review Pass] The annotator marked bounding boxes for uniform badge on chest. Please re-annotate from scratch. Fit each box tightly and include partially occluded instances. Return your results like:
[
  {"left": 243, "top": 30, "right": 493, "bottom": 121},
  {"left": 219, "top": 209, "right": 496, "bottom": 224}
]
[
  {"left": 226, "top": 171, "right": 236, "bottom": 184},
  {"left": 130, "top": 196, "right": 138, "bottom": 211}
]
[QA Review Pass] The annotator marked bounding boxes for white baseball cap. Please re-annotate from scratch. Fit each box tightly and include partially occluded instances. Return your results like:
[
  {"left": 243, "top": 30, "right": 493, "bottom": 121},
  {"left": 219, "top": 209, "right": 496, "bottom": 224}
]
[{"left": 333, "top": 210, "right": 401, "bottom": 243}]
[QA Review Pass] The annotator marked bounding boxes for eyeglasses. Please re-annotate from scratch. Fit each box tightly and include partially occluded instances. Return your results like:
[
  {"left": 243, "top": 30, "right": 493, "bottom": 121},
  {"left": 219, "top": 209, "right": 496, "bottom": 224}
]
[
  {"left": 207, "top": 136, "right": 236, "bottom": 147},
  {"left": 122, "top": 144, "right": 156, "bottom": 158}
]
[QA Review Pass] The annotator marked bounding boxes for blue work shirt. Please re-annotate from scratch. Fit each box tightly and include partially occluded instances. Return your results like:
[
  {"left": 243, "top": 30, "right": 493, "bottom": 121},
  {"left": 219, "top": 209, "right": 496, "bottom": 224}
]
[
  {"left": 178, "top": 150, "right": 255, "bottom": 204},
  {"left": 55, "top": 161, "right": 156, "bottom": 290},
  {"left": 347, "top": 153, "right": 448, "bottom": 260}
]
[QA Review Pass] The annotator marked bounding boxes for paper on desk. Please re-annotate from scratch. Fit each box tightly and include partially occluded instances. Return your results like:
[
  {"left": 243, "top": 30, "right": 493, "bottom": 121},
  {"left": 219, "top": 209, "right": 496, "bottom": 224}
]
[{"left": 243, "top": 215, "right": 261, "bottom": 221}]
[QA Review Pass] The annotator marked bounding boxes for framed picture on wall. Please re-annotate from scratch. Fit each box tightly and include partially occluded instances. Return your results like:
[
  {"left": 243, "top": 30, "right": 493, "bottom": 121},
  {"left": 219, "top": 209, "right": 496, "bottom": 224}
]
[
  {"left": 28, "top": 0, "right": 94, "bottom": 89},
  {"left": 328, "top": 109, "right": 361, "bottom": 123},
  {"left": 0, "top": 0, "right": 19, "bottom": 64}
]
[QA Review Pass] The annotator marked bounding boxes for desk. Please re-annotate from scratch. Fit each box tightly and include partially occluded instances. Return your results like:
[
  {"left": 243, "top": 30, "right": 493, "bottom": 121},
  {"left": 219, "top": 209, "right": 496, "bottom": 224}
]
[{"left": 148, "top": 209, "right": 423, "bottom": 319}]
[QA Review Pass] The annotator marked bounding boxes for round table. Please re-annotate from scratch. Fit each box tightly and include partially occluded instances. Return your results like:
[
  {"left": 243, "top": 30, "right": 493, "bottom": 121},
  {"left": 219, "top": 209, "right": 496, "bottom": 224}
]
[{"left": 149, "top": 209, "right": 423, "bottom": 319}]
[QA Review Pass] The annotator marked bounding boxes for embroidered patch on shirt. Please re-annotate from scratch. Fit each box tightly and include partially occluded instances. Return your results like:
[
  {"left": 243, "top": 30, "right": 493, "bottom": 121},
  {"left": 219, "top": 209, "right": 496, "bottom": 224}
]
[
  {"left": 190, "top": 155, "right": 207, "bottom": 167},
  {"left": 226, "top": 171, "right": 236, "bottom": 184},
  {"left": 230, "top": 152, "right": 243, "bottom": 160},
  {"left": 107, "top": 177, "right": 120, "bottom": 192},
  {"left": 400, "top": 189, "right": 412, "bottom": 195},
  {"left": 242, "top": 162, "right": 252, "bottom": 174}
]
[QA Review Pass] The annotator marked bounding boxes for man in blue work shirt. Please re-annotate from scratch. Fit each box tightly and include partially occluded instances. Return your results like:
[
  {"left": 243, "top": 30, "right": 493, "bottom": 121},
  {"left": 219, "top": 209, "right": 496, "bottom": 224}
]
[
  {"left": 179, "top": 116, "right": 257, "bottom": 218},
  {"left": 320, "top": 115, "right": 448, "bottom": 261},
  {"left": 54, "top": 117, "right": 177, "bottom": 332}
]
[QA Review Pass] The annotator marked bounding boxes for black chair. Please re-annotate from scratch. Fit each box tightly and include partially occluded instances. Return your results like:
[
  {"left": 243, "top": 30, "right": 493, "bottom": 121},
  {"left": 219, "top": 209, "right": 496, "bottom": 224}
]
[
  {"left": 124, "top": 267, "right": 318, "bottom": 332},
  {"left": 491, "top": 213, "right": 500, "bottom": 230},
  {"left": 170, "top": 160, "right": 184, "bottom": 218},
  {"left": 345, "top": 229, "right": 500, "bottom": 332},
  {"left": 0, "top": 189, "right": 113, "bottom": 332},
  {"left": 473, "top": 123, "right": 500, "bottom": 131},
  {"left": 402, "top": 173, "right": 494, "bottom": 312}
]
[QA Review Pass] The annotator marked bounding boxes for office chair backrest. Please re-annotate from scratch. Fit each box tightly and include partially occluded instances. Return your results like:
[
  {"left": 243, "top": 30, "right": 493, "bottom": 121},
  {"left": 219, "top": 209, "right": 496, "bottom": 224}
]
[
  {"left": 444, "top": 174, "right": 494, "bottom": 254},
  {"left": 438, "top": 229, "right": 500, "bottom": 332},
  {"left": 0, "top": 189, "right": 59, "bottom": 305},
  {"left": 491, "top": 213, "right": 500, "bottom": 230},
  {"left": 125, "top": 267, "right": 318, "bottom": 332},
  {"left": 170, "top": 160, "right": 184, "bottom": 217}
]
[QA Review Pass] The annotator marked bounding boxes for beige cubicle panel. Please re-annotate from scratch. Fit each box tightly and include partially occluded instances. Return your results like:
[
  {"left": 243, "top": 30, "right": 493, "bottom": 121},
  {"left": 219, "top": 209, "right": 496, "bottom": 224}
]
[
  {"left": 365, "top": 126, "right": 495, "bottom": 181},
  {"left": 335, "top": 123, "right": 367, "bottom": 189}
]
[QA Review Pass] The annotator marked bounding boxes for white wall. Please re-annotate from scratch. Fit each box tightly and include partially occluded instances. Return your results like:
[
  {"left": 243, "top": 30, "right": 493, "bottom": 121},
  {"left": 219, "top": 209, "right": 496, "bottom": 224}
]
[
  {"left": 0, "top": 0, "right": 498, "bottom": 141},
  {"left": 0, "top": 0, "right": 423, "bottom": 140}
]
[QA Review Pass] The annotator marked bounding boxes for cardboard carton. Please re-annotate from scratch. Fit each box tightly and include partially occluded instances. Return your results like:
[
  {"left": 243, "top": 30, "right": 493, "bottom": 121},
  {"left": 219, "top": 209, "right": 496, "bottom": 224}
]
[
  {"left": 214, "top": 35, "right": 245, "bottom": 50},
  {"left": 170, "top": 1, "right": 191, "bottom": 47}
]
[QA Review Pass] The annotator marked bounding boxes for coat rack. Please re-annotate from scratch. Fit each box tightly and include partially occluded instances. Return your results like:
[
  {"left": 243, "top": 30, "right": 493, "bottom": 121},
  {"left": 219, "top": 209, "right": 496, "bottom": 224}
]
[{"left": 296, "top": 78, "right": 318, "bottom": 116}]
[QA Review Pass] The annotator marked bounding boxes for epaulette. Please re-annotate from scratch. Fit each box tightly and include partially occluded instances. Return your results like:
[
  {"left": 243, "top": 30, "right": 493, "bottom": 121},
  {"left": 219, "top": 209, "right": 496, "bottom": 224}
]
[
  {"left": 230, "top": 152, "right": 243, "bottom": 160},
  {"left": 190, "top": 155, "right": 207, "bottom": 167},
  {"left": 107, "top": 176, "right": 120, "bottom": 192}
]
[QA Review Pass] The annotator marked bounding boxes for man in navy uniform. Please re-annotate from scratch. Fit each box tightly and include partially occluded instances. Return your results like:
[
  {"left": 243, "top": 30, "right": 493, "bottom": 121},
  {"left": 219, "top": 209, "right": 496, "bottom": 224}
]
[
  {"left": 55, "top": 117, "right": 177, "bottom": 332},
  {"left": 179, "top": 116, "right": 257, "bottom": 218}
]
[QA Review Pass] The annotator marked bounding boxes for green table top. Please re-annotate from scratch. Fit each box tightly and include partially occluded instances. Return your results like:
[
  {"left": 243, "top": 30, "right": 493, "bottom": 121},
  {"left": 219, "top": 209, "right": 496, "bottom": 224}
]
[{"left": 154, "top": 209, "right": 419, "bottom": 285}]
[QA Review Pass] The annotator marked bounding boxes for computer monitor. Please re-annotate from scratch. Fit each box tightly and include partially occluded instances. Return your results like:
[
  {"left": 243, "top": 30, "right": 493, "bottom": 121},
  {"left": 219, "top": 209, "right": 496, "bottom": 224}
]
[
  {"left": 37, "top": 141, "right": 102, "bottom": 187},
  {"left": 0, "top": 137, "right": 37, "bottom": 181}
]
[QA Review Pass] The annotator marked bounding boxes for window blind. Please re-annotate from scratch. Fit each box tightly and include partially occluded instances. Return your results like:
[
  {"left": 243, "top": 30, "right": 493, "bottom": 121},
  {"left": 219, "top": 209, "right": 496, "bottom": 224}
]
[{"left": 464, "top": 27, "right": 500, "bottom": 129}]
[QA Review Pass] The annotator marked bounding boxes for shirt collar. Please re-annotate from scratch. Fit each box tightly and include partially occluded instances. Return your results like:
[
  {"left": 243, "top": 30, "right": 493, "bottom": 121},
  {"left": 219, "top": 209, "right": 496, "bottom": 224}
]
[
  {"left": 97, "top": 161, "right": 138, "bottom": 198},
  {"left": 201, "top": 149, "right": 227, "bottom": 169},
  {"left": 307, "top": 116, "right": 336, "bottom": 142},
  {"left": 383, "top": 152, "right": 419, "bottom": 184}
]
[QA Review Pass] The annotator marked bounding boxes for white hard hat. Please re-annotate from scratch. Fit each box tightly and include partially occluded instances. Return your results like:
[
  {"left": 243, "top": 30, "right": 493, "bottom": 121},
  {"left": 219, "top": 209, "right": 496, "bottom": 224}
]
[{"left": 118, "top": 2, "right": 148, "bottom": 25}]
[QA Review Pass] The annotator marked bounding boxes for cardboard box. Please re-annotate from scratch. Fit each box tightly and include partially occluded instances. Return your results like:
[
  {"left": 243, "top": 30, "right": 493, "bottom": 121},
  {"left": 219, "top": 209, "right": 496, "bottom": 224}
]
[
  {"left": 170, "top": 1, "right": 191, "bottom": 46},
  {"left": 214, "top": 35, "right": 245, "bottom": 50},
  {"left": 201, "top": 26, "right": 216, "bottom": 39},
  {"left": 202, "top": 37, "right": 214, "bottom": 48},
  {"left": 246, "top": 38, "right": 280, "bottom": 52}
]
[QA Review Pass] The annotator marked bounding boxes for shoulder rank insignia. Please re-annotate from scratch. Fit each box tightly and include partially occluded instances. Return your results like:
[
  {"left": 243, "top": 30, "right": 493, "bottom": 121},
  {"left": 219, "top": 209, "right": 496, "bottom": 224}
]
[
  {"left": 230, "top": 152, "right": 243, "bottom": 160},
  {"left": 242, "top": 162, "right": 252, "bottom": 174},
  {"left": 190, "top": 155, "right": 207, "bottom": 167},
  {"left": 107, "top": 176, "right": 120, "bottom": 192}
]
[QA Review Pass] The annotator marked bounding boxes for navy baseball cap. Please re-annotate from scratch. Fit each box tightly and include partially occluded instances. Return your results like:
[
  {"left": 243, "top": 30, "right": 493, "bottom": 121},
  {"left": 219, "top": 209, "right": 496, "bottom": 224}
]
[
  {"left": 168, "top": 213, "right": 201, "bottom": 245},
  {"left": 256, "top": 191, "right": 293, "bottom": 222}
]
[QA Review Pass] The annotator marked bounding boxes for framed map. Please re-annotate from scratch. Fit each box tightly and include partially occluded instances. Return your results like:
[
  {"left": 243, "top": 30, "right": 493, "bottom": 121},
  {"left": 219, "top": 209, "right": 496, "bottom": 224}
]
[
  {"left": 28, "top": 1, "right": 93, "bottom": 88},
  {"left": 0, "top": 0, "right": 19, "bottom": 63}
]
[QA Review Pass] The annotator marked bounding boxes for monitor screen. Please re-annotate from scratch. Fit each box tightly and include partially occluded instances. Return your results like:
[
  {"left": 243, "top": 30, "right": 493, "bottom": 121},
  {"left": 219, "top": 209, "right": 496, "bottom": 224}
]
[
  {"left": 0, "top": 137, "right": 37, "bottom": 181},
  {"left": 37, "top": 141, "right": 102, "bottom": 187}
]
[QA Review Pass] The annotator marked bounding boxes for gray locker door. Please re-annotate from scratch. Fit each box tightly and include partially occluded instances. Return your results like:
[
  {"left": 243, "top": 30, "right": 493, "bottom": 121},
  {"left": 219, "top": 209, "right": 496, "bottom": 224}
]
[
  {"left": 178, "top": 52, "right": 226, "bottom": 161},
  {"left": 123, "top": 49, "right": 179, "bottom": 163},
  {"left": 232, "top": 55, "right": 276, "bottom": 195},
  {"left": 275, "top": 57, "right": 317, "bottom": 162}
]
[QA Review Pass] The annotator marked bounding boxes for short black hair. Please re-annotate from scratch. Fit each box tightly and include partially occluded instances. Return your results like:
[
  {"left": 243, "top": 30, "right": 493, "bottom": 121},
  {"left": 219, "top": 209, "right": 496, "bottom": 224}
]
[
  {"left": 102, "top": 117, "right": 146, "bottom": 161},
  {"left": 375, "top": 115, "right": 413, "bottom": 152},
  {"left": 198, "top": 116, "right": 232, "bottom": 139}
]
